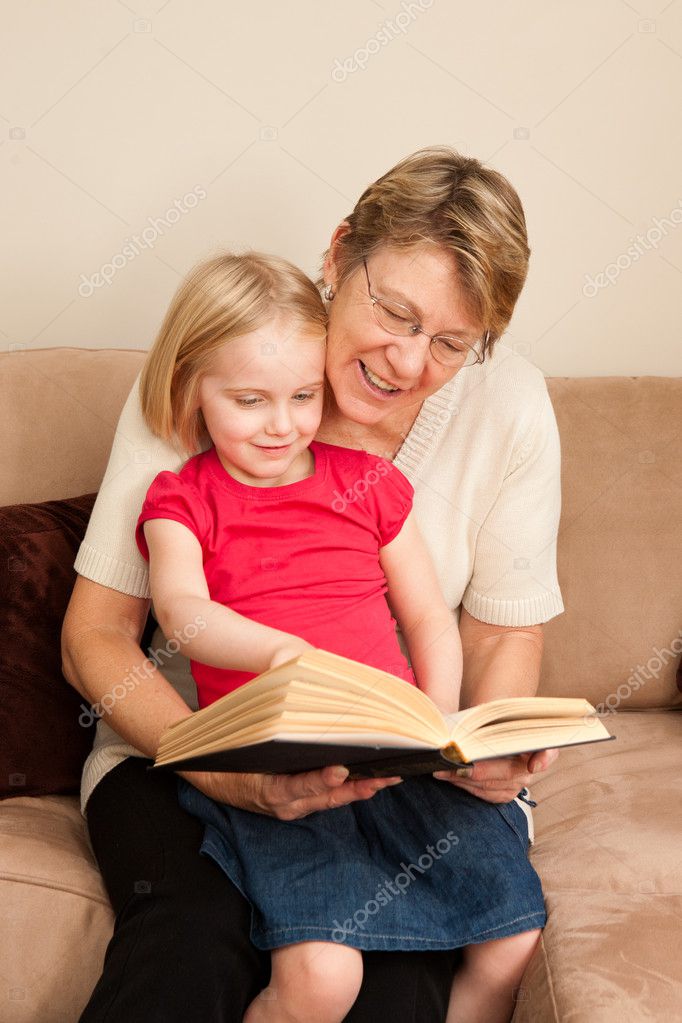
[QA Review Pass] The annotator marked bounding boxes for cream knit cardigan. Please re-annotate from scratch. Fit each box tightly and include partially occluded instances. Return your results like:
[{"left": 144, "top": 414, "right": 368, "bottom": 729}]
[{"left": 76, "top": 344, "right": 564, "bottom": 833}]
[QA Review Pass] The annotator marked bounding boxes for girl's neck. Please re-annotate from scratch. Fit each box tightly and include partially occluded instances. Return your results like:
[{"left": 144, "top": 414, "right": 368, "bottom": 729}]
[{"left": 213, "top": 445, "right": 316, "bottom": 488}]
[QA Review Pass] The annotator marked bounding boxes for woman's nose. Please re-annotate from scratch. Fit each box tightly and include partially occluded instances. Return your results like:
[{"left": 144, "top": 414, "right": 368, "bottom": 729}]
[{"left": 384, "top": 334, "right": 431, "bottom": 381}]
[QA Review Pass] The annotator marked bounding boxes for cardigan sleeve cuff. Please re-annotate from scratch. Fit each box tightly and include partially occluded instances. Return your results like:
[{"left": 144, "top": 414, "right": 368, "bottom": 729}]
[
  {"left": 462, "top": 586, "right": 564, "bottom": 627},
  {"left": 74, "top": 541, "right": 152, "bottom": 599}
]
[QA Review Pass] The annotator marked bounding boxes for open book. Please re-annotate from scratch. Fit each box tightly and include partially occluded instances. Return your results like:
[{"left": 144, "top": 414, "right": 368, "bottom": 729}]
[{"left": 154, "top": 648, "right": 614, "bottom": 777}]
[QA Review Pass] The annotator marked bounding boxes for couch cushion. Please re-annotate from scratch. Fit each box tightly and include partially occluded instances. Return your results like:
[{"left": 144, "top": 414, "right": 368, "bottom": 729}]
[
  {"left": 0, "top": 347, "right": 144, "bottom": 506},
  {"left": 542, "top": 378, "right": 682, "bottom": 709},
  {"left": 513, "top": 892, "right": 682, "bottom": 1022},
  {"left": 0, "top": 494, "right": 97, "bottom": 799},
  {"left": 529, "top": 708, "right": 682, "bottom": 892},
  {"left": 0, "top": 795, "right": 113, "bottom": 1022},
  {"left": 512, "top": 709, "right": 682, "bottom": 1021}
]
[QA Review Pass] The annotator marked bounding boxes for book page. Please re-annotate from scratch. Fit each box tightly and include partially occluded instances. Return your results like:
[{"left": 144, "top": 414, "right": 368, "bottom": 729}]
[{"left": 446, "top": 696, "right": 596, "bottom": 739}]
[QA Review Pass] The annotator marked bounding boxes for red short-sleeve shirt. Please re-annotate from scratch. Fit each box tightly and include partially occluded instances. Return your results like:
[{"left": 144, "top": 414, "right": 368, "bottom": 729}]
[{"left": 136, "top": 440, "right": 415, "bottom": 707}]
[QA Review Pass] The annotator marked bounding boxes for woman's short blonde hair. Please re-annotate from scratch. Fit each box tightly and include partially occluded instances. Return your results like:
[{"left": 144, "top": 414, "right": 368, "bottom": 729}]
[
  {"left": 323, "top": 147, "right": 530, "bottom": 356},
  {"left": 140, "top": 251, "right": 327, "bottom": 453}
]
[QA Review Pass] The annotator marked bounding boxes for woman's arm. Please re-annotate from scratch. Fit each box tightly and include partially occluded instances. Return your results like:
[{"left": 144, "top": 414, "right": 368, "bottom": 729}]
[
  {"left": 459, "top": 609, "right": 545, "bottom": 706},
  {"left": 430, "top": 378, "right": 564, "bottom": 801},
  {"left": 432, "top": 609, "right": 559, "bottom": 801},
  {"left": 143, "top": 518, "right": 312, "bottom": 673},
  {"left": 379, "top": 511, "right": 462, "bottom": 714},
  {"left": 61, "top": 575, "right": 194, "bottom": 755},
  {"left": 62, "top": 575, "right": 400, "bottom": 816}
]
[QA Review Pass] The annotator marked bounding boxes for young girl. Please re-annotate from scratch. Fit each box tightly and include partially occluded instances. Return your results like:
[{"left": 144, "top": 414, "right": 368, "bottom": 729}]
[{"left": 135, "top": 251, "right": 545, "bottom": 1023}]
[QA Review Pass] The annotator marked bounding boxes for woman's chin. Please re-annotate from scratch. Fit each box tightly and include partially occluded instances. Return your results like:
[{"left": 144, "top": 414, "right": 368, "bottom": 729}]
[
  {"left": 326, "top": 368, "right": 390, "bottom": 424},
  {"left": 337, "top": 390, "right": 391, "bottom": 426}
]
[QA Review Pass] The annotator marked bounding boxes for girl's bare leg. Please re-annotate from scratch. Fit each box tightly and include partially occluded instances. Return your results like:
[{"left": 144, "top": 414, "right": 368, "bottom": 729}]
[
  {"left": 244, "top": 941, "right": 363, "bottom": 1023},
  {"left": 447, "top": 929, "right": 541, "bottom": 1023}
]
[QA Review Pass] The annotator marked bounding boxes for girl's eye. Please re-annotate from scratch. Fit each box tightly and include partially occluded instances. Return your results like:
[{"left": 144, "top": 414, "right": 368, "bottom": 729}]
[{"left": 236, "top": 393, "right": 317, "bottom": 407}]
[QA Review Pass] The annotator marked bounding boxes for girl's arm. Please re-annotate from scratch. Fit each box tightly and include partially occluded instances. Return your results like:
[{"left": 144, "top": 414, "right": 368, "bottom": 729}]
[
  {"left": 143, "top": 518, "right": 311, "bottom": 673},
  {"left": 62, "top": 576, "right": 399, "bottom": 813},
  {"left": 378, "top": 511, "right": 462, "bottom": 714}
]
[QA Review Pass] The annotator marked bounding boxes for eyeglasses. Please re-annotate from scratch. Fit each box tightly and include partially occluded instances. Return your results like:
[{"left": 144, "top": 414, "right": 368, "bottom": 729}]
[{"left": 363, "top": 259, "right": 487, "bottom": 368}]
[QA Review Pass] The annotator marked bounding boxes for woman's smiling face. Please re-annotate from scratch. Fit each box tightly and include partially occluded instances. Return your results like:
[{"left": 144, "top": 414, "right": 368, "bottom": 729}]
[{"left": 323, "top": 240, "right": 485, "bottom": 429}]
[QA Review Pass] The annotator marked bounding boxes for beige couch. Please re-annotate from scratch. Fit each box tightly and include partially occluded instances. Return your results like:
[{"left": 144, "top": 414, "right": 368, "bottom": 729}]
[{"left": 1, "top": 347, "right": 680, "bottom": 1022}]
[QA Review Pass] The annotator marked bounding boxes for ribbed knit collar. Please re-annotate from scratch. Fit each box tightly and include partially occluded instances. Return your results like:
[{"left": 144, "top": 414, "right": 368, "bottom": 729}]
[{"left": 393, "top": 375, "right": 460, "bottom": 479}]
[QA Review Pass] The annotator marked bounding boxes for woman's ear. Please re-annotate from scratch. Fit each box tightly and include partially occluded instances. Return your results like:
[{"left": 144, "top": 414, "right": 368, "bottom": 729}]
[{"left": 323, "top": 221, "right": 352, "bottom": 286}]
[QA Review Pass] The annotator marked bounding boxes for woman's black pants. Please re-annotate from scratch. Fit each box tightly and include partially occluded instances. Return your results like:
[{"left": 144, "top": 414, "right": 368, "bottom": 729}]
[{"left": 79, "top": 757, "right": 459, "bottom": 1023}]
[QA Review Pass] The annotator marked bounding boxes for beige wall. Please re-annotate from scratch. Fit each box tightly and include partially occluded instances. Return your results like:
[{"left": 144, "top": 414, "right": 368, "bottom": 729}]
[{"left": 2, "top": 1, "right": 681, "bottom": 376}]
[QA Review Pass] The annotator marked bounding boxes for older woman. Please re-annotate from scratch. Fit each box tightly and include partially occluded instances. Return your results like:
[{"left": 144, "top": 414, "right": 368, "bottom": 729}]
[{"left": 63, "top": 147, "right": 563, "bottom": 1023}]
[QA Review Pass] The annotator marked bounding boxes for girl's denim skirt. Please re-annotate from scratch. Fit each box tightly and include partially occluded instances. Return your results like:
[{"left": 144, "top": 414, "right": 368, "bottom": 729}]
[{"left": 178, "top": 775, "right": 546, "bottom": 953}]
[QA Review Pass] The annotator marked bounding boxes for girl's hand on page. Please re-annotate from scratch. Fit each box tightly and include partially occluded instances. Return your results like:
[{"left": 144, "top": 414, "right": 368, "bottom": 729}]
[
  {"left": 185, "top": 765, "right": 402, "bottom": 819},
  {"left": 432, "top": 748, "right": 559, "bottom": 803},
  {"left": 268, "top": 639, "right": 315, "bottom": 671}
]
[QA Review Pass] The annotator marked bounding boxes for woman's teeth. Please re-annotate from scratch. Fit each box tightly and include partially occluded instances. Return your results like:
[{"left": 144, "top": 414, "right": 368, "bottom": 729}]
[{"left": 361, "top": 362, "right": 400, "bottom": 392}]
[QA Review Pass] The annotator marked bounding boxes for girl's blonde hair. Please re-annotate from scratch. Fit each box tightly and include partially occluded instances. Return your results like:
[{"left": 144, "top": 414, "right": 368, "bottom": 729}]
[
  {"left": 322, "top": 147, "right": 530, "bottom": 356},
  {"left": 140, "top": 251, "right": 327, "bottom": 452}
]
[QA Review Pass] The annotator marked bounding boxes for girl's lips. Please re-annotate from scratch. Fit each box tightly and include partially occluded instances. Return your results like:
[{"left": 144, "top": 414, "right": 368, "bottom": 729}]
[
  {"left": 255, "top": 444, "right": 292, "bottom": 454},
  {"left": 356, "top": 359, "right": 405, "bottom": 400}
]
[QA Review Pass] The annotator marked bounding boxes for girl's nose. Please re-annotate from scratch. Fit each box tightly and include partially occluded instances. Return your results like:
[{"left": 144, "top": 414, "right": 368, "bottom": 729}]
[{"left": 266, "top": 403, "right": 293, "bottom": 437}]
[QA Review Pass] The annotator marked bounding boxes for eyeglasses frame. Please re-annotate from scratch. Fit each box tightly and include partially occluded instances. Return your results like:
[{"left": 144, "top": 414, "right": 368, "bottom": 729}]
[{"left": 362, "top": 258, "right": 488, "bottom": 367}]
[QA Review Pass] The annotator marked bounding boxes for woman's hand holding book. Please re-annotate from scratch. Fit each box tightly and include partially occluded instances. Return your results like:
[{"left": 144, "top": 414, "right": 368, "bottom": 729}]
[
  {"left": 433, "top": 748, "right": 560, "bottom": 803},
  {"left": 181, "top": 763, "right": 403, "bottom": 820}
]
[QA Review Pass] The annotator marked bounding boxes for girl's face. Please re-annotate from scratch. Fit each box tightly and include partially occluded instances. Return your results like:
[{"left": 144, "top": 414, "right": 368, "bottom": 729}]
[
  {"left": 197, "top": 314, "right": 326, "bottom": 487},
  {"left": 324, "top": 241, "right": 484, "bottom": 430}
]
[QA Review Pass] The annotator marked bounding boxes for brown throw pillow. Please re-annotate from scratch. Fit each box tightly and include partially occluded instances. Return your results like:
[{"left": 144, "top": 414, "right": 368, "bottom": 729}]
[{"left": 0, "top": 494, "right": 97, "bottom": 799}]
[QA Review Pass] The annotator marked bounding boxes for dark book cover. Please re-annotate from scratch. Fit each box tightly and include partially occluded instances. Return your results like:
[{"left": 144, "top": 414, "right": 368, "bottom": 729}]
[{"left": 152, "top": 734, "right": 614, "bottom": 778}]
